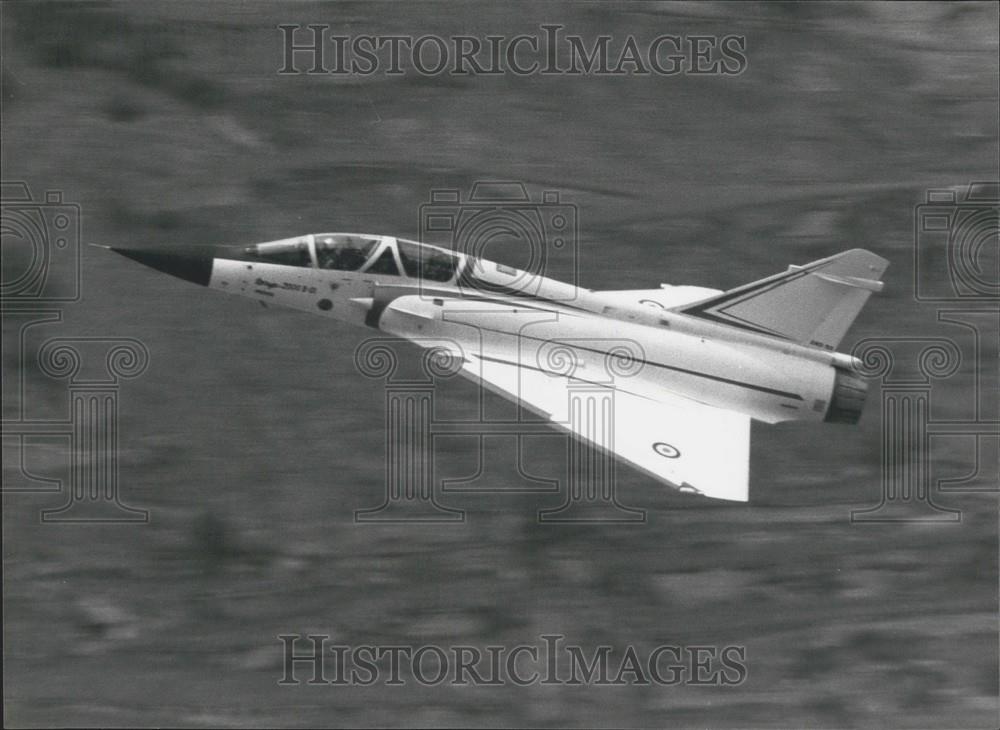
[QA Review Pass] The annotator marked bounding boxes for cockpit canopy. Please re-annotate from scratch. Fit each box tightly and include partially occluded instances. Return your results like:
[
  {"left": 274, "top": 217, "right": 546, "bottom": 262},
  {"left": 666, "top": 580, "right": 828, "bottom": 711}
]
[
  {"left": 314, "top": 235, "right": 379, "bottom": 271},
  {"left": 243, "top": 238, "right": 312, "bottom": 267},
  {"left": 241, "top": 234, "right": 459, "bottom": 283},
  {"left": 396, "top": 239, "right": 457, "bottom": 281}
]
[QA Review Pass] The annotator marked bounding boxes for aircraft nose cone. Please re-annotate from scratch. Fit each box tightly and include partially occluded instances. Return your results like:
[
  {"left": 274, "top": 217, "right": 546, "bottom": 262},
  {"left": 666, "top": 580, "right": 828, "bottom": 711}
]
[{"left": 111, "top": 247, "right": 215, "bottom": 286}]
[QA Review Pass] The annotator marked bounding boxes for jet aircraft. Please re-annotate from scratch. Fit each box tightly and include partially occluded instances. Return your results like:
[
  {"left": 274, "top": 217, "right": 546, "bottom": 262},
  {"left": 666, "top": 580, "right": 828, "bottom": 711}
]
[{"left": 106, "top": 235, "right": 887, "bottom": 501}]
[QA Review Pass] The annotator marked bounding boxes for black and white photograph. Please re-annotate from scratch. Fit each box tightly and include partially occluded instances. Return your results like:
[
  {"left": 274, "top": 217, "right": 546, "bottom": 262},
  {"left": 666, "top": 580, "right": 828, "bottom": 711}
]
[{"left": 2, "top": 1, "right": 998, "bottom": 727}]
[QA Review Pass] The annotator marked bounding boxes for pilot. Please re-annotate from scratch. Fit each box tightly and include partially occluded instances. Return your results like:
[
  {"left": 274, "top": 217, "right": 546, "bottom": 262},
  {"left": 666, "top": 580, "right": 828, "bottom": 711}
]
[{"left": 319, "top": 245, "right": 367, "bottom": 271}]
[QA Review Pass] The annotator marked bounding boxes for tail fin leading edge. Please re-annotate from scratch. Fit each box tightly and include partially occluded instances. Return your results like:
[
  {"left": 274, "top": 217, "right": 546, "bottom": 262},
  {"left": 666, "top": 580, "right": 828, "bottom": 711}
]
[{"left": 675, "top": 249, "right": 889, "bottom": 351}]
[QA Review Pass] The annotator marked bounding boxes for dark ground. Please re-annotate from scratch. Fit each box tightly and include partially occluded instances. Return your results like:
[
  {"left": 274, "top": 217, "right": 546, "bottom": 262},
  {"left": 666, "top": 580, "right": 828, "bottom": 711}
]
[{"left": 2, "top": 2, "right": 998, "bottom": 728}]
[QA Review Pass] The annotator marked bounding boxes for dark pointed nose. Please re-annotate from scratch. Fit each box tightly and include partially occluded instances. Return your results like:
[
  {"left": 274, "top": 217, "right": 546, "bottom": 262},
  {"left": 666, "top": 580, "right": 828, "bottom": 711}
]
[{"left": 111, "top": 248, "right": 215, "bottom": 286}]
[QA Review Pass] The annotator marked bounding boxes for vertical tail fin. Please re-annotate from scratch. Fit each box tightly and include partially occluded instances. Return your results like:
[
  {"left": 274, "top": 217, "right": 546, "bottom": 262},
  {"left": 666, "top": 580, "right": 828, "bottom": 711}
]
[{"left": 675, "top": 249, "right": 888, "bottom": 351}]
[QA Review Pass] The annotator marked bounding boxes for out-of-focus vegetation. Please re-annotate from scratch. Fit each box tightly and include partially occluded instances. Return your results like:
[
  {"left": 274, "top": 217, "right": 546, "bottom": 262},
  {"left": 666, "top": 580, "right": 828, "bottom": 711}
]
[{"left": 2, "top": 2, "right": 997, "bottom": 727}]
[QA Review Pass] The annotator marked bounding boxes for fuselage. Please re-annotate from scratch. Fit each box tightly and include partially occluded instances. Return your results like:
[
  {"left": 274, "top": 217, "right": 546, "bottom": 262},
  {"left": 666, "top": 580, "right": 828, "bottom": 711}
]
[{"left": 186, "top": 233, "right": 862, "bottom": 426}]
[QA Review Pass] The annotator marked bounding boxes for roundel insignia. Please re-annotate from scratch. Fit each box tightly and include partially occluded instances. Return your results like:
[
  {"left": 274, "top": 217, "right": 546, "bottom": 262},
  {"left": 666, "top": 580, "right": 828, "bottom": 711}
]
[{"left": 653, "top": 442, "right": 680, "bottom": 459}]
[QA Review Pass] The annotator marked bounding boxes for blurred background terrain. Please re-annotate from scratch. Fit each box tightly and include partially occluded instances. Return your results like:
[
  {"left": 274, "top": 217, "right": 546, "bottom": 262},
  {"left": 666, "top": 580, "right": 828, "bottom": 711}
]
[{"left": 2, "top": 1, "right": 998, "bottom": 727}]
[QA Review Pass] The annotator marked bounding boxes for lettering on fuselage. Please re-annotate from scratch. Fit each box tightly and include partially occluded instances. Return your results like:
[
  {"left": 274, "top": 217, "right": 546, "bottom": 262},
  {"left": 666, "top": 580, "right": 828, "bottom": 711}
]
[{"left": 255, "top": 277, "right": 318, "bottom": 295}]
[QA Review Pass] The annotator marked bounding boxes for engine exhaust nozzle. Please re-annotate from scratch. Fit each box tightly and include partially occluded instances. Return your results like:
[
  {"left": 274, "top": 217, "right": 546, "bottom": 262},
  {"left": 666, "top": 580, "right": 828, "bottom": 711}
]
[{"left": 825, "top": 368, "right": 869, "bottom": 424}]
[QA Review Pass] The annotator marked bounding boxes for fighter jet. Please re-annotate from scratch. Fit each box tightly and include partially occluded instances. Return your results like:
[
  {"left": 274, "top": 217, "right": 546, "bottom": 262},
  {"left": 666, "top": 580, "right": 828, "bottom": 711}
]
[{"left": 106, "top": 235, "right": 887, "bottom": 501}]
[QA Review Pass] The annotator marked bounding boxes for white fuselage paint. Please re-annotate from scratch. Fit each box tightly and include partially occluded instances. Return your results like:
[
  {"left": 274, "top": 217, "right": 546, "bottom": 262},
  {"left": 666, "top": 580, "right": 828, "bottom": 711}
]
[{"left": 208, "top": 253, "right": 842, "bottom": 425}]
